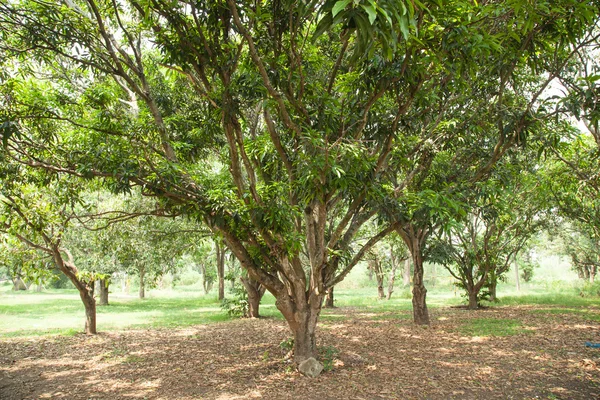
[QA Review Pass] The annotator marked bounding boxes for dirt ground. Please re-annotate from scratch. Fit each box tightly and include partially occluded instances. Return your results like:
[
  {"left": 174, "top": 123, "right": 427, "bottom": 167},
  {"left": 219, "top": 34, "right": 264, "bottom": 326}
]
[{"left": 0, "top": 305, "right": 599, "bottom": 400}]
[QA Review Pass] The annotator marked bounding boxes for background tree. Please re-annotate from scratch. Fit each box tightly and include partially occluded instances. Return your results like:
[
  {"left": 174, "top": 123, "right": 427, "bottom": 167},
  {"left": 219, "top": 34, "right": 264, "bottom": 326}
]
[{"left": 0, "top": 171, "right": 99, "bottom": 334}]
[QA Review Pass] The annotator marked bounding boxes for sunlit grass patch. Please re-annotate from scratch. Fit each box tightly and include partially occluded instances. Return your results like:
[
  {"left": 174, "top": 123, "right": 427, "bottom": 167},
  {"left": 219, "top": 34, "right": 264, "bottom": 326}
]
[
  {"left": 457, "top": 318, "right": 528, "bottom": 337},
  {"left": 491, "top": 294, "right": 600, "bottom": 307}
]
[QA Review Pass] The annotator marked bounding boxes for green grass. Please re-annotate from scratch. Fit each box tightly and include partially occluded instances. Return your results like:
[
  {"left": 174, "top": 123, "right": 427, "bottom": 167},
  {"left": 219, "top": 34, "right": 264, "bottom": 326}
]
[
  {"left": 1, "top": 280, "right": 599, "bottom": 339},
  {"left": 0, "top": 288, "right": 229, "bottom": 338},
  {"left": 457, "top": 318, "right": 528, "bottom": 337},
  {"left": 486, "top": 293, "right": 600, "bottom": 308}
]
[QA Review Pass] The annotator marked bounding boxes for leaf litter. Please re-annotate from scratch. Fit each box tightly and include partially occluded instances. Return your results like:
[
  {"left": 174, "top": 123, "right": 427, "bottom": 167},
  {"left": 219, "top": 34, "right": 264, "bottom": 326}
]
[{"left": 0, "top": 305, "right": 598, "bottom": 399}]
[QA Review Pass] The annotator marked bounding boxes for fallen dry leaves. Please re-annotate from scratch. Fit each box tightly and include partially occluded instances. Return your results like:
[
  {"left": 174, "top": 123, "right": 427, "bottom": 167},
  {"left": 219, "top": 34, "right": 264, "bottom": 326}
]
[{"left": 0, "top": 305, "right": 599, "bottom": 399}]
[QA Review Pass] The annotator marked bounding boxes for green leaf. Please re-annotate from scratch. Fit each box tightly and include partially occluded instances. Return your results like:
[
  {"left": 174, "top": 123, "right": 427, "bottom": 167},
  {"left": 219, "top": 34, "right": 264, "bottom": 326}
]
[
  {"left": 332, "top": 0, "right": 351, "bottom": 17},
  {"left": 361, "top": 4, "right": 377, "bottom": 25},
  {"left": 398, "top": 15, "right": 409, "bottom": 40}
]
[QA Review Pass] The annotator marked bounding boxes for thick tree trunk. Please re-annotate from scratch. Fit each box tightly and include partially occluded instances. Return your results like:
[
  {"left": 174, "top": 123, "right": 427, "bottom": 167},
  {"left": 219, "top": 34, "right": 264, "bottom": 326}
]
[
  {"left": 97, "top": 279, "right": 109, "bottom": 306},
  {"left": 216, "top": 242, "right": 226, "bottom": 301},
  {"left": 275, "top": 292, "right": 323, "bottom": 364},
  {"left": 35, "top": 282, "right": 43, "bottom": 292},
  {"left": 411, "top": 240, "right": 429, "bottom": 325},
  {"left": 467, "top": 289, "right": 479, "bottom": 310},
  {"left": 240, "top": 276, "right": 265, "bottom": 318},
  {"left": 403, "top": 258, "right": 411, "bottom": 287},
  {"left": 139, "top": 267, "right": 145, "bottom": 299},
  {"left": 324, "top": 286, "right": 335, "bottom": 308}
]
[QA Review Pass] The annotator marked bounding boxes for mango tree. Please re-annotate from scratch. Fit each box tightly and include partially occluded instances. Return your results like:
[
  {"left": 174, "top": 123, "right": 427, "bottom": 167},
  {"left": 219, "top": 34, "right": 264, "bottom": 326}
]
[{"left": 1, "top": 0, "right": 598, "bottom": 365}]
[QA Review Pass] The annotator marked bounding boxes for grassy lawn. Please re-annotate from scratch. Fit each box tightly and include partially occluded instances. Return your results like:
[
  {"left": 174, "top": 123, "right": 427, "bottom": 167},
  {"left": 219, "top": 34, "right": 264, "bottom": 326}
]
[{"left": 1, "top": 280, "right": 599, "bottom": 338}]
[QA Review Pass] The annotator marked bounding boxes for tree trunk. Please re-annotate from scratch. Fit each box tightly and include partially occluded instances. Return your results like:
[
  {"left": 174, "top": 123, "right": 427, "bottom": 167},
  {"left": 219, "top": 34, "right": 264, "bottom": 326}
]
[
  {"left": 81, "top": 290, "right": 97, "bottom": 334},
  {"left": 97, "top": 279, "right": 109, "bottom": 306},
  {"left": 403, "top": 258, "right": 411, "bottom": 287},
  {"left": 514, "top": 257, "right": 521, "bottom": 292},
  {"left": 139, "top": 267, "right": 145, "bottom": 299},
  {"left": 324, "top": 286, "right": 335, "bottom": 308},
  {"left": 489, "top": 277, "right": 498, "bottom": 302},
  {"left": 49, "top": 246, "right": 98, "bottom": 334},
  {"left": 410, "top": 236, "right": 429, "bottom": 325},
  {"left": 216, "top": 242, "right": 225, "bottom": 301},
  {"left": 370, "top": 259, "right": 385, "bottom": 299},
  {"left": 591, "top": 265, "right": 596, "bottom": 284},
  {"left": 35, "top": 282, "right": 43, "bottom": 292},
  {"left": 240, "top": 276, "right": 265, "bottom": 318},
  {"left": 274, "top": 291, "right": 323, "bottom": 364},
  {"left": 467, "top": 288, "right": 479, "bottom": 310},
  {"left": 387, "top": 252, "right": 398, "bottom": 300},
  {"left": 12, "top": 276, "right": 27, "bottom": 291}
]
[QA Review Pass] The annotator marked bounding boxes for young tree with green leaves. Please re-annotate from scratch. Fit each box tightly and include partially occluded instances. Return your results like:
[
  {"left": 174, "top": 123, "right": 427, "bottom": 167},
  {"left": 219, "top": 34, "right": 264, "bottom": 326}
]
[{"left": 0, "top": 174, "right": 100, "bottom": 334}]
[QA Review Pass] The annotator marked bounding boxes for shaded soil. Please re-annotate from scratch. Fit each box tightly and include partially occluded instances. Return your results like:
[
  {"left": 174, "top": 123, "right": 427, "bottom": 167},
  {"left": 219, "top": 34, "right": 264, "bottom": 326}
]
[{"left": 1, "top": 305, "right": 599, "bottom": 399}]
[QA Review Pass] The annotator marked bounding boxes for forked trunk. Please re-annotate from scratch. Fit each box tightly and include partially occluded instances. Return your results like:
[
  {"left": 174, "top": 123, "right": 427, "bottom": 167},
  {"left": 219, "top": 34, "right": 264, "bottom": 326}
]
[
  {"left": 241, "top": 276, "right": 265, "bottom": 318},
  {"left": 324, "top": 287, "right": 335, "bottom": 308},
  {"left": 12, "top": 276, "right": 27, "bottom": 291}
]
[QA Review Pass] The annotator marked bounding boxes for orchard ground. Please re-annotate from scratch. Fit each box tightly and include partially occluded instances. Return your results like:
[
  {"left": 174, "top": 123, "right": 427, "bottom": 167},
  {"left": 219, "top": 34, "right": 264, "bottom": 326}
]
[{"left": 1, "top": 275, "right": 600, "bottom": 400}]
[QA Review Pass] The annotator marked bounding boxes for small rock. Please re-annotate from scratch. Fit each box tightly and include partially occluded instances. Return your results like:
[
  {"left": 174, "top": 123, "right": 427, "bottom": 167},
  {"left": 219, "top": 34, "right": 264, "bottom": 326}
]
[{"left": 298, "top": 357, "right": 323, "bottom": 378}]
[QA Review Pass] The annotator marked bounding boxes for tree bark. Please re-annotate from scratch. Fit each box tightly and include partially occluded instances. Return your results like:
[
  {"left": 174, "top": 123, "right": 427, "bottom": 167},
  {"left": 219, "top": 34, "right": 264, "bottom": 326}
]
[
  {"left": 403, "top": 258, "right": 411, "bottom": 287},
  {"left": 324, "top": 286, "right": 335, "bottom": 308},
  {"left": 97, "top": 279, "right": 109, "bottom": 306},
  {"left": 12, "top": 276, "right": 27, "bottom": 291},
  {"left": 52, "top": 247, "right": 97, "bottom": 334},
  {"left": 81, "top": 290, "right": 97, "bottom": 334},
  {"left": 139, "top": 267, "right": 145, "bottom": 299},
  {"left": 397, "top": 225, "right": 430, "bottom": 325},
  {"left": 489, "top": 277, "right": 498, "bottom": 302},
  {"left": 467, "top": 288, "right": 479, "bottom": 310},
  {"left": 387, "top": 251, "right": 398, "bottom": 300},
  {"left": 275, "top": 291, "right": 323, "bottom": 363},
  {"left": 240, "top": 276, "right": 265, "bottom": 318},
  {"left": 370, "top": 259, "right": 385, "bottom": 299},
  {"left": 216, "top": 242, "right": 225, "bottom": 301},
  {"left": 408, "top": 234, "right": 430, "bottom": 325}
]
